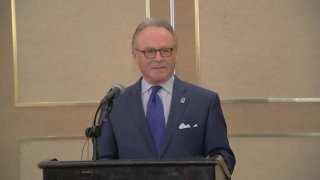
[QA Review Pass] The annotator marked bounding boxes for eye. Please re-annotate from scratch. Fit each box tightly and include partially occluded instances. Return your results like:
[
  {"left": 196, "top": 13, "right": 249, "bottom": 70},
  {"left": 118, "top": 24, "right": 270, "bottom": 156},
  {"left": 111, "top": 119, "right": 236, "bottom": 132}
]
[
  {"left": 144, "top": 49, "right": 155, "bottom": 54},
  {"left": 162, "top": 48, "right": 172, "bottom": 53}
]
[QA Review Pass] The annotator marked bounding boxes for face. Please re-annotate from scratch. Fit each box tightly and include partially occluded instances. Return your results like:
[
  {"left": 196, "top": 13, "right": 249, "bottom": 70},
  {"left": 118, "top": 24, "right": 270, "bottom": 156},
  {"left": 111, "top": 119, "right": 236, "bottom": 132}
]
[{"left": 132, "top": 26, "right": 177, "bottom": 85}]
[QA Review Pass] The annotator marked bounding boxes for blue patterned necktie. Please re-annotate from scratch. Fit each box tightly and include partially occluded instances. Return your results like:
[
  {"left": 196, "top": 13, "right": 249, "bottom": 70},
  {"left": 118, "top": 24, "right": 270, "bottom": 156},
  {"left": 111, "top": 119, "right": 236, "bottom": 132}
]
[{"left": 146, "top": 85, "right": 165, "bottom": 153}]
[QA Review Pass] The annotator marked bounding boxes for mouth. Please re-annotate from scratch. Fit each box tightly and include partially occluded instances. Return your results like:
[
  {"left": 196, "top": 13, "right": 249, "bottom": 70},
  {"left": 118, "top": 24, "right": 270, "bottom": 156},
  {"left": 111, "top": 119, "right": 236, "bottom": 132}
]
[{"left": 152, "top": 66, "right": 166, "bottom": 70}]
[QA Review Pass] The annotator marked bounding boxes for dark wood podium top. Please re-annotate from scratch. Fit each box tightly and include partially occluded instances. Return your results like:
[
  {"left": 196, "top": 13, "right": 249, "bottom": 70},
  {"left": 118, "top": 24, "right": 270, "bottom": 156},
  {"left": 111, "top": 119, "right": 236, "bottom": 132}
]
[
  {"left": 38, "top": 157, "right": 230, "bottom": 180},
  {"left": 38, "top": 158, "right": 218, "bottom": 169}
]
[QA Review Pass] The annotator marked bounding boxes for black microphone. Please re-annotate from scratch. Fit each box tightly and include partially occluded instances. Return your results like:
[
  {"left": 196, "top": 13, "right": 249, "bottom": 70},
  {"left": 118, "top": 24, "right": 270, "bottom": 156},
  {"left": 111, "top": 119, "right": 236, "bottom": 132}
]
[
  {"left": 99, "top": 83, "right": 125, "bottom": 123},
  {"left": 85, "top": 83, "right": 125, "bottom": 138},
  {"left": 100, "top": 83, "right": 125, "bottom": 104},
  {"left": 85, "top": 83, "right": 125, "bottom": 160}
]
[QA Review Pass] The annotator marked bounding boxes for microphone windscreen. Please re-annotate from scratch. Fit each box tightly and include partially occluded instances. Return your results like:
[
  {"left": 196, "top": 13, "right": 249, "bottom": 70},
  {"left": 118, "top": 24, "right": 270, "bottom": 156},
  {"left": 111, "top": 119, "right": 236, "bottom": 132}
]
[{"left": 113, "top": 83, "right": 125, "bottom": 96}]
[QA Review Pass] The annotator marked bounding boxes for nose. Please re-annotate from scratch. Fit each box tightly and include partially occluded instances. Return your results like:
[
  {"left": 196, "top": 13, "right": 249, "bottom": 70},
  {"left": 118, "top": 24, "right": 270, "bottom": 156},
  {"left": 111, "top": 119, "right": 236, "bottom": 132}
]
[{"left": 154, "top": 50, "right": 163, "bottom": 60}]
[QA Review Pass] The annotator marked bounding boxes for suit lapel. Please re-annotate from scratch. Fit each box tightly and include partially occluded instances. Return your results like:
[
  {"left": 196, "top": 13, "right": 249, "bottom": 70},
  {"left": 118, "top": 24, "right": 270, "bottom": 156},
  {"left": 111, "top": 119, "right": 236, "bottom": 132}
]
[
  {"left": 127, "top": 80, "right": 158, "bottom": 156},
  {"left": 159, "top": 78, "right": 189, "bottom": 156}
]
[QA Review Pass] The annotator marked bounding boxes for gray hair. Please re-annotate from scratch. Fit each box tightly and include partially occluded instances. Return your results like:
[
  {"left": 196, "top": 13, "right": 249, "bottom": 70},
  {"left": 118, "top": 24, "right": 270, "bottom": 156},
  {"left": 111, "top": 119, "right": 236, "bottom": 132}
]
[{"left": 131, "top": 17, "right": 178, "bottom": 49}]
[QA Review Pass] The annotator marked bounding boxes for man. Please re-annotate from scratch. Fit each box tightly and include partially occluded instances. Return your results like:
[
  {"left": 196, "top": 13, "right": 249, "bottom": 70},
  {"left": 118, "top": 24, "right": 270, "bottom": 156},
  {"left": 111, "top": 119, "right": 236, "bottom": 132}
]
[{"left": 97, "top": 17, "right": 236, "bottom": 173}]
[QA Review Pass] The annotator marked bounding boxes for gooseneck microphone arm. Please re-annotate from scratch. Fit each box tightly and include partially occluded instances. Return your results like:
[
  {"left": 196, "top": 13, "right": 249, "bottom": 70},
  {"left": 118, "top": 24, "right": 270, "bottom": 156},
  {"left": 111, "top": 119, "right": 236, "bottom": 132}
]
[
  {"left": 85, "top": 83, "right": 125, "bottom": 160},
  {"left": 85, "top": 101, "right": 112, "bottom": 160}
]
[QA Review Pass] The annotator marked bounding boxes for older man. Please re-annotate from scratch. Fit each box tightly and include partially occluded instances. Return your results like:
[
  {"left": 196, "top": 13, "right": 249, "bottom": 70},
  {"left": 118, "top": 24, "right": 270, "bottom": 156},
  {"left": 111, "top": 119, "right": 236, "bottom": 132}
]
[{"left": 97, "top": 17, "right": 236, "bottom": 173}]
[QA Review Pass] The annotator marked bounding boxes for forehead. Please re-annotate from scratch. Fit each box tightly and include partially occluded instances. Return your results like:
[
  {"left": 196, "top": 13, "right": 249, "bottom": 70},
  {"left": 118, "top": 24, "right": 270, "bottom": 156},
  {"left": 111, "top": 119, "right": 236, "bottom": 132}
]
[{"left": 135, "top": 26, "right": 174, "bottom": 48}]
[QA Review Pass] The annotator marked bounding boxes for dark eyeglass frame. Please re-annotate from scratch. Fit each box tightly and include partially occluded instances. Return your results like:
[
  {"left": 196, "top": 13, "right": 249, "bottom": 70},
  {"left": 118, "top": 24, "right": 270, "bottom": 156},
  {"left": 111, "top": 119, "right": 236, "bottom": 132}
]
[{"left": 134, "top": 47, "right": 175, "bottom": 59}]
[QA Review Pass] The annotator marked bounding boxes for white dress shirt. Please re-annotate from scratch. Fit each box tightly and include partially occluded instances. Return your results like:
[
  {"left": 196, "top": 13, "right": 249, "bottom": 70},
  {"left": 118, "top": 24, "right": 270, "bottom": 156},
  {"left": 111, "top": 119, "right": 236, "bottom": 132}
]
[{"left": 141, "top": 75, "right": 174, "bottom": 125}]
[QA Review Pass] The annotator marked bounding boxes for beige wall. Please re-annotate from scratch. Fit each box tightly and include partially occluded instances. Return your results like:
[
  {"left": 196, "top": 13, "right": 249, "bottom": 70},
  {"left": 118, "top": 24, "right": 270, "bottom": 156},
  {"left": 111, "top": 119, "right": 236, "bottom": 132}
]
[
  {"left": 199, "top": 0, "right": 320, "bottom": 99},
  {"left": 1, "top": 0, "right": 320, "bottom": 180},
  {"left": 13, "top": 0, "right": 144, "bottom": 105}
]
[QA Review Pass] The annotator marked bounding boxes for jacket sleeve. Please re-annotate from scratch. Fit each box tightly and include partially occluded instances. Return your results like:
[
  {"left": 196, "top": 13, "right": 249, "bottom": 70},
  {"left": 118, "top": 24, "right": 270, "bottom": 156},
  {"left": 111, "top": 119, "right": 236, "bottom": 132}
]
[
  {"left": 96, "top": 114, "right": 119, "bottom": 159},
  {"left": 204, "top": 93, "right": 236, "bottom": 173}
]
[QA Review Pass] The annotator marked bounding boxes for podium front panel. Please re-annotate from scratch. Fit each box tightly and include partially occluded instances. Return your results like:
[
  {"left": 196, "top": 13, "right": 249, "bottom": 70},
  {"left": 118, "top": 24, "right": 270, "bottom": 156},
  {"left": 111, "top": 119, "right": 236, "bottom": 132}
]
[{"left": 39, "top": 160, "right": 217, "bottom": 180}]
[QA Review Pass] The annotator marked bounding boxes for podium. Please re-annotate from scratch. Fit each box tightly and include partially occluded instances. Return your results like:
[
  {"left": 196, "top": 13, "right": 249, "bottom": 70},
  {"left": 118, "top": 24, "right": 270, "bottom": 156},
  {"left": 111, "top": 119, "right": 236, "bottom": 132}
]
[{"left": 38, "top": 156, "right": 231, "bottom": 180}]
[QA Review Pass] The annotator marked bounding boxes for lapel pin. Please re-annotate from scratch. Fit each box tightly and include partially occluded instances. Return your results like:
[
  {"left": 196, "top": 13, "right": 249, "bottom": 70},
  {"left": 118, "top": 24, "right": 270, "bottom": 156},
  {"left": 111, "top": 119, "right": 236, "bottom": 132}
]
[{"left": 180, "top": 98, "right": 186, "bottom": 103}]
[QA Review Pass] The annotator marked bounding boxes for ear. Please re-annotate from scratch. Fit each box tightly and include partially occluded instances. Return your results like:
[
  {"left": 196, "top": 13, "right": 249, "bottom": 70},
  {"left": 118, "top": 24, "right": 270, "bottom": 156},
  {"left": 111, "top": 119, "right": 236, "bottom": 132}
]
[
  {"left": 172, "top": 49, "right": 178, "bottom": 62},
  {"left": 132, "top": 51, "right": 139, "bottom": 64}
]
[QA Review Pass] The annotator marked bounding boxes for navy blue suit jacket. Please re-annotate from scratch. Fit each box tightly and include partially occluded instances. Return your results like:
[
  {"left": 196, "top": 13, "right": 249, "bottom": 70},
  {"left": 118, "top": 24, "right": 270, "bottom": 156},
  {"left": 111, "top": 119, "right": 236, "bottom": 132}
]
[{"left": 97, "top": 77, "right": 235, "bottom": 173}]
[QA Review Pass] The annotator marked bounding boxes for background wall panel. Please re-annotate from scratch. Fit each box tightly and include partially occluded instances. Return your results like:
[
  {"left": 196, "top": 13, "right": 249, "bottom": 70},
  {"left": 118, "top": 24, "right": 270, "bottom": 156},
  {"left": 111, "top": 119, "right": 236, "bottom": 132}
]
[
  {"left": 199, "top": 0, "right": 320, "bottom": 99},
  {"left": 1, "top": 0, "right": 147, "bottom": 179},
  {"left": 20, "top": 137, "right": 92, "bottom": 180},
  {"left": 174, "top": 0, "right": 198, "bottom": 84},
  {"left": 13, "top": 0, "right": 146, "bottom": 105},
  {"left": 229, "top": 135, "right": 320, "bottom": 180}
]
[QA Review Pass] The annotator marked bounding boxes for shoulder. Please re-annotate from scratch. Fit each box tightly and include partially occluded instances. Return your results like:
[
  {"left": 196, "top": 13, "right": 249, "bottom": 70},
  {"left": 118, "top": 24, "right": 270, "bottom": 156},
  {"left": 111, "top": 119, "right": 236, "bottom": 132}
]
[
  {"left": 174, "top": 77, "right": 219, "bottom": 98},
  {"left": 111, "top": 79, "right": 141, "bottom": 102}
]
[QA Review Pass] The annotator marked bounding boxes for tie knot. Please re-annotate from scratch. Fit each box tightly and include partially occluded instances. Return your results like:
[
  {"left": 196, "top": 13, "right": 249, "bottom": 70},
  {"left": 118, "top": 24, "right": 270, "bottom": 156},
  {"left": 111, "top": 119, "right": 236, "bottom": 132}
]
[{"left": 151, "top": 85, "right": 162, "bottom": 94}]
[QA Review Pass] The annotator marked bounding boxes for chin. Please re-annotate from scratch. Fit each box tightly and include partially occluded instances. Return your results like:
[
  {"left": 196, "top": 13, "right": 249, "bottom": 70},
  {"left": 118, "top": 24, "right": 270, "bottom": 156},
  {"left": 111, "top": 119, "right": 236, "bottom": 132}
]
[{"left": 152, "top": 76, "right": 170, "bottom": 84}]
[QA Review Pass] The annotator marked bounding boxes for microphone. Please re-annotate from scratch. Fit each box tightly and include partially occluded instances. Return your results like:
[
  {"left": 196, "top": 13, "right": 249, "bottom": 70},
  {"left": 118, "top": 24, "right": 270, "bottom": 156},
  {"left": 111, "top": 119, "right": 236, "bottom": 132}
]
[
  {"left": 100, "top": 83, "right": 125, "bottom": 104},
  {"left": 85, "top": 83, "right": 125, "bottom": 160},
  {"left": 99, "top": 83, "right": 125, "bottom": 123},
  {"left": 85, "top": 83, "right": 125, "bottom": 138}
]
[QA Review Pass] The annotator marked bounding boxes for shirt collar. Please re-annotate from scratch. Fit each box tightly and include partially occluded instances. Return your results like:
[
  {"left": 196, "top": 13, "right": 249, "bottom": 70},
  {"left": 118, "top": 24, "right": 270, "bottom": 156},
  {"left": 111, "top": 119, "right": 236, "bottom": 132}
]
[{"left": 141, "top": 75, "right": 175, "bottom": 94}]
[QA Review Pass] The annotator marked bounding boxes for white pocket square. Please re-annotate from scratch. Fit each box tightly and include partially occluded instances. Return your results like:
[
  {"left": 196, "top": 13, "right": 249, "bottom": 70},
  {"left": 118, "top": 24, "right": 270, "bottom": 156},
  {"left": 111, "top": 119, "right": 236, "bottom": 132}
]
[
  {"left": 179, "top": 123, "right": 191, "bottom": 129},
  {"left": 179, "top": 123, "right": 199, "bottom": 129}
]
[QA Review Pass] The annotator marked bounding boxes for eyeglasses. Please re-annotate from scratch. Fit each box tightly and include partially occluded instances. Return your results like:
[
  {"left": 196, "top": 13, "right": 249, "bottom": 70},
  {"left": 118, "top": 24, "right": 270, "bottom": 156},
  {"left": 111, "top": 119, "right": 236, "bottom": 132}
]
[{"left": 134, "top": 47, "right": 175, "bottom": 59}]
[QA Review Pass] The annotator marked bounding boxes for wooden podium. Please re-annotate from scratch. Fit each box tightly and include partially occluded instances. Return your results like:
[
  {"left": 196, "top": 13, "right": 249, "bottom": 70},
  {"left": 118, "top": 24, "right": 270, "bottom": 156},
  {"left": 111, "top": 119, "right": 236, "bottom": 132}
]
[{"left": 38, "top": 156, "right": 231, "bottom": 180}]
